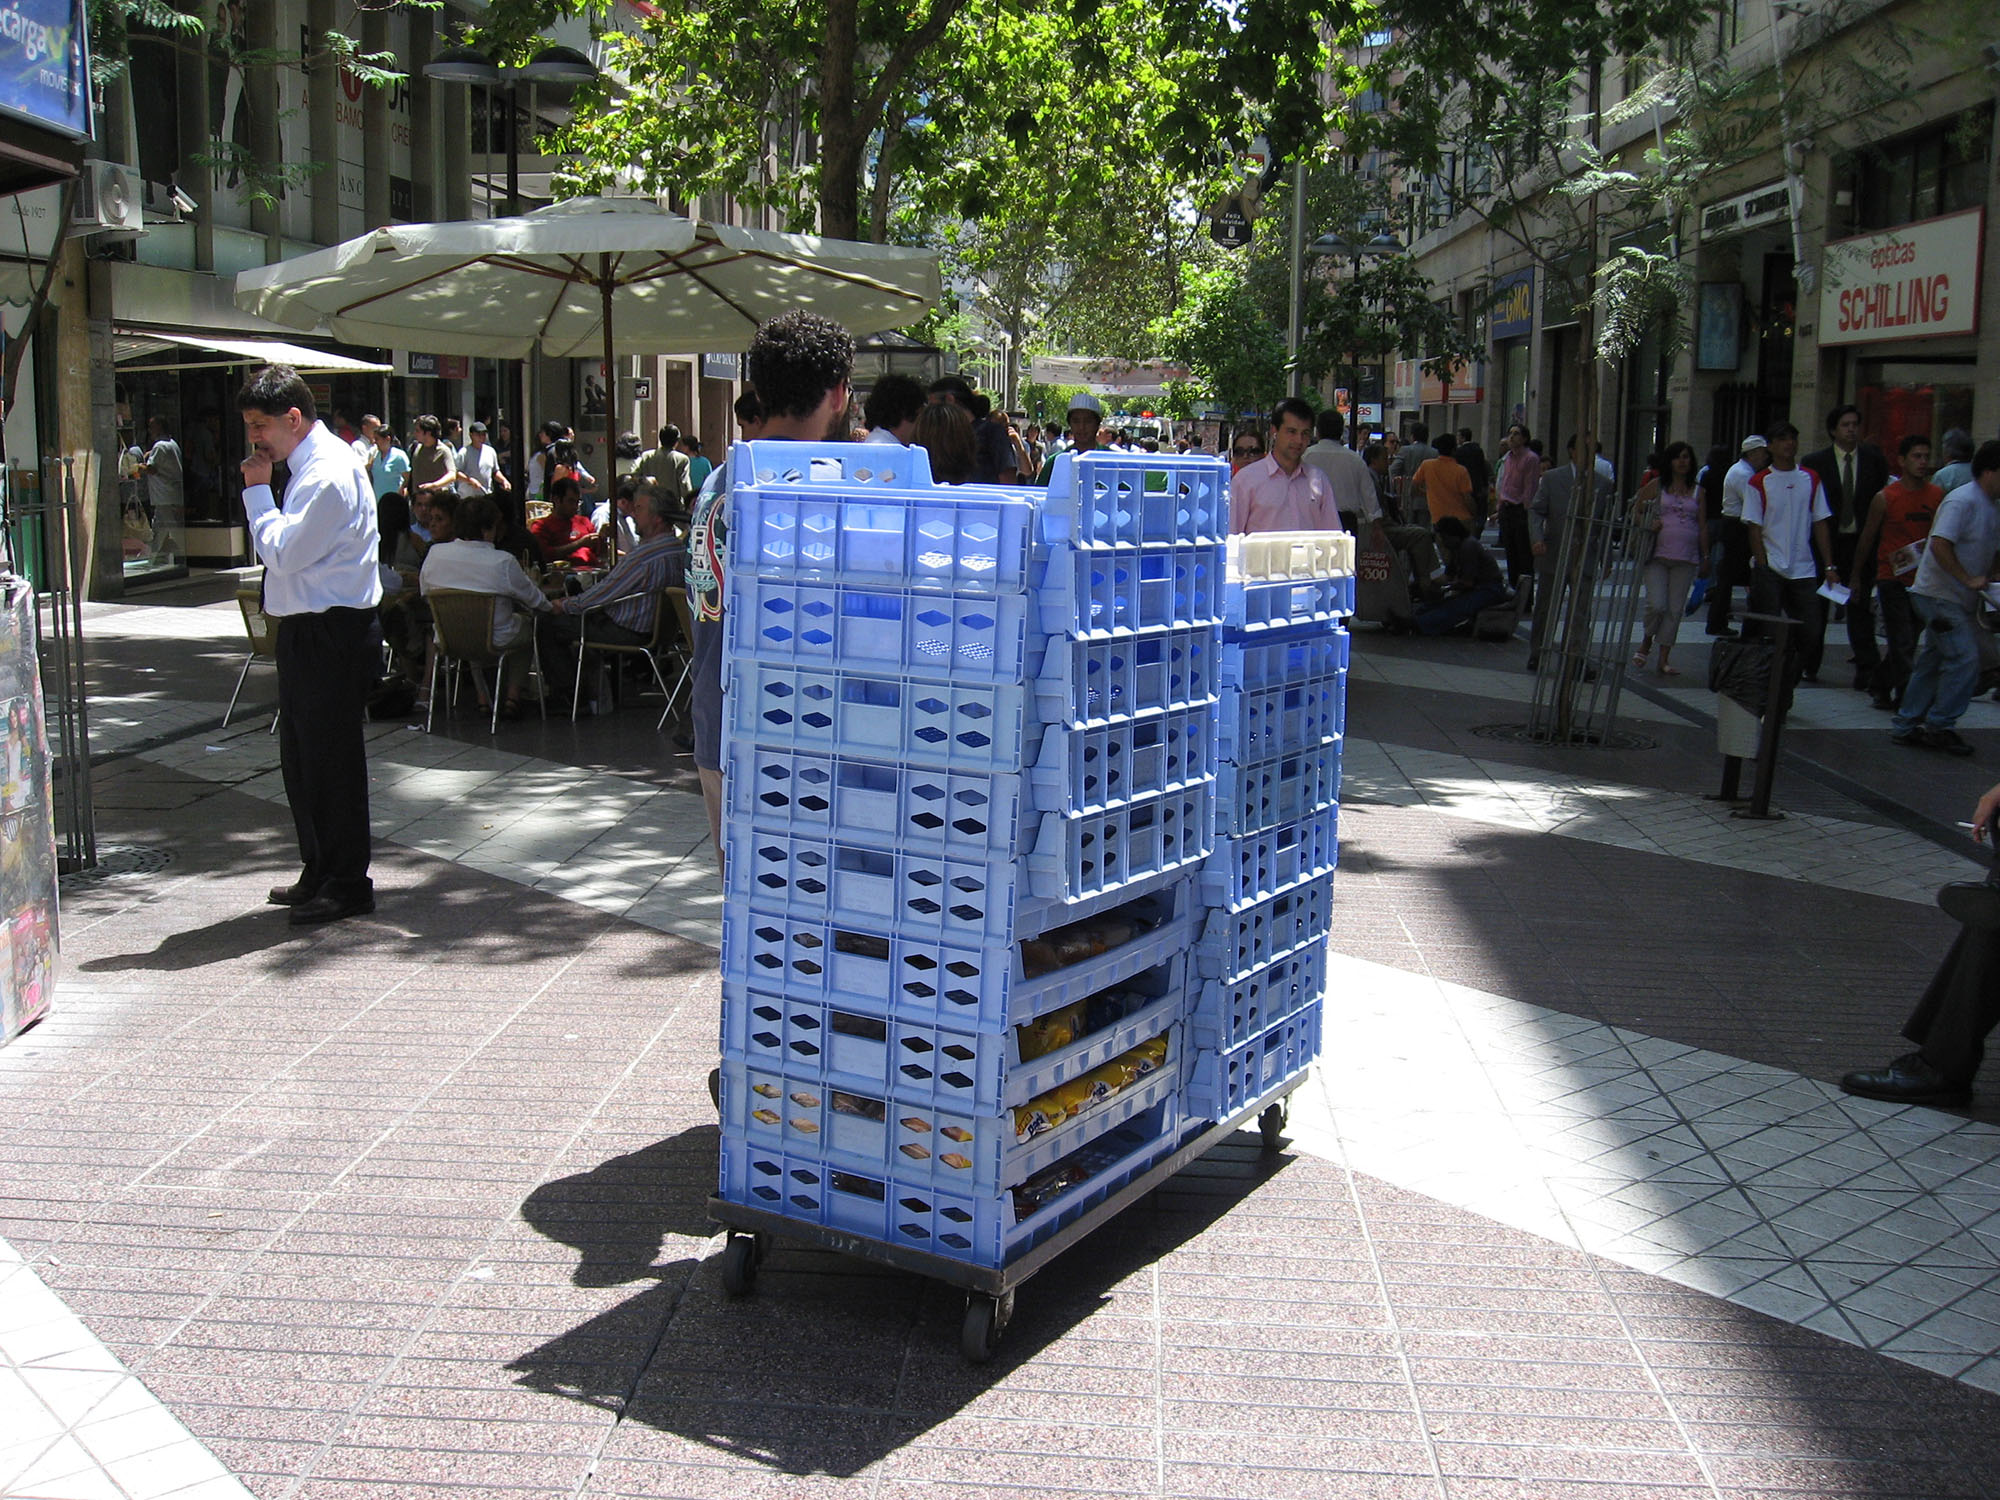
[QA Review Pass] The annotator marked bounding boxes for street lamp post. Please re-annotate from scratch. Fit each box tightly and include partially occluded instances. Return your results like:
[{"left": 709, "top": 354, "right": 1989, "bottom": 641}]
[
  {"left": 1305, "top": 229, "right": 1404, "bottom": 445},
  {"left": 423, "top": 44, "right": 601, "bottom": 497}
]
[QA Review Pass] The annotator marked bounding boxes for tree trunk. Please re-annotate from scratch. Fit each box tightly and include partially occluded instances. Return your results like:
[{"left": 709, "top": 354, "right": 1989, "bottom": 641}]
[
  {"left": 817, "top": 0, "right": 862, "bottom": 239},
  {"left": 869, "top": 110, "right": 903, "bottom": 244}
]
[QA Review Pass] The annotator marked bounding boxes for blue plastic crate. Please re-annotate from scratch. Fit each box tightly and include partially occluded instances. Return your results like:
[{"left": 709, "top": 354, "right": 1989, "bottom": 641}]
[
  {"left": 1201, "top": 807, "right": 1339, "bottom": 907},
  {"left": 1190, "top": 942, "right": 1326, "bottom": 1052},
  {"left": 733, "top": 438, "right": 940, "bottom": 491},
  {"left": 720, "top": 1043, "right": 1179, "bottom": 1197},
  {"left": 1031, "top": 625, "right": 1222, "bottom": 729},
  {"left": 1041, "top": 451, "right": 1228, "bottom": 547},
  {"left": 1183, "top": 1000, "right": 1322, "bottom": 1124},
  {"left": 1214, "top": 739, "right": 1342, "bottom": 838},
  {"left": 1219, "top": 628, "right": 1351, "bottom": 691},
  {"left": 1222, "top": 573, "right": 1357, "bottom": 633},
  {"left": 717, "top": 1102, "right": 1181, "bottom": 1270},
  {"left": 1217, "top": 670, "right": 1346, "bottom": 764},
  {"left": 729, "top": 661, "right": 1030, "bottom": 774},
  {"left": 727, "top": 576, "right": 1032, "bottom": 683},
  {"left": 733, "top": 484, "right": 1035, "bottom": 591},
  {"left": 720, "top": 877, "right": 1201, "bottom": 1033},
  {"left": 1027, "top": 707, "right": 1215, "bottom": 817},
  {"left": 1194, "top": 869, "right": 1336, "bottom": 983},
  {"left": 1035, "top": 542, "right": 1226, "bottom": 638},
  {"left": 1024, "top": 786, "right": 1216, "bottom": 910},
  {"left": 721, "top": 954, "right": 1186, "bottom": 1113}
]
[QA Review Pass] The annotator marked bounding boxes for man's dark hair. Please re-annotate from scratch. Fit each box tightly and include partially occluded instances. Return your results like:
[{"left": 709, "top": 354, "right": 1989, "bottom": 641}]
[
  {"left": 658, "top": 423, "right": 682, "bottom": 449},
  {"left": 1458, "top": 428, "right": 1474, "bottom": 443},
  {"left": 1410, "top": 422, "right": 1429, "bottom": 443},
  {"left": 616, "top": 476, "right": 639, "bottom": 502},
  {"left": 456, "top": 494, "right": 499, "bottom": 539},
  {"left": 1434, "top": 515, "right": 1470, "bottom": 542},
  {"left": 1527, "top": 438, "right": 1544, "bottom": 456},
  {"left": 686, "top": 436, "right": 704, "bottom": 452},
  {"left": 1767, "top": 421, "right": 1800, "bottom": 442},
  {"left": 414, "top": 413, "right": 441, "bottom": 437},
  {"left": 1899, "top": 433, "right": 1932, "bottom": 459},
  {"left": 1434, "top": 432, "right": 1458, "bottom": 456},
  {"left": 1314, "top": 409, "right": 1344, "bottom": 441},
  {"left": 928, "top": 374, "right": 974, "bottom": 405},
  {"left": 237, "top": 364, "right": 316, "bottom": 423},
  {"left": 549, "top": 476, "right": 581, "bottom": 505},
  {"left": 1825, "top": 404, "right": 1862, "bottom": 435},
  {"left": 864, "top": 373, "right": 927, "bottom": 433},
  {"left": 748, "top": 312, "right": 854, "bottom": 422},
  {"left": 1362, "top": 442, "right": 1387, "bottom": 466},
  {"left": 1268, "top": 396, "right": 1315, "bottom": 431},
  {"left": 540, "top": 420, "right": 568, "bottom": 443},
  {"left": 967, "top": 392, "right": 992, "bottom": 422},
  {"left": 1972, "top": 440, "right": 2000, "bottom": 480},
  {"left": 733, "top": 389, "right": 764, "bottom": 426}
]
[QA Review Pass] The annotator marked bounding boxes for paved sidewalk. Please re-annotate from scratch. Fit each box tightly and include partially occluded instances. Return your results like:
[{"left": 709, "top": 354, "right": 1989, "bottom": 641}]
[{"left": 0, "top": 591, "right": 1996, "bottom": 1498}]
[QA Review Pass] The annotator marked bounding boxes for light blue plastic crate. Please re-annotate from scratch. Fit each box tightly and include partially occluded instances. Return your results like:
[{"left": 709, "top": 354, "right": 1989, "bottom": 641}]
[
  {"left": 1201, "top": 806, "right": 1339, "bottom": 908},
  {"left": 733, "top": 484, "right": 1035, "bottom": 591},
  {"left": 1041, "top": 450, "right": 1228, "bottom": 547},
  {"left": 1219, "top": 628, "right": 1351, "bottom": 691},
  {"left": 727, "top": 576, "right": 1032, "bottom": 683},
  {"left": 725, "top": 710, "right": 1215, "bottom": 855},
  {"left": 1031, "top": 625, "right": 1222, "bottom": 729},
  {"left": 1183, "top": 1000, "right": 1322, "bottom": 1124},
  {"left": 721, "top": 955, "right": 1184, "bottom": 1116},
  {"left": 1035, "top": 542, "right": 1226, "bottom": 638},
  {"left": 1217, "top": 670, "right": 1346, "bottom": 764},
  {"left": 717, "top": 1102, "right": 1181, "bottom": 1270},
  {"left": 719, "top": 877, "right": 1201, "bottom": 1033},
  {"left": 1194, "top": 869, "right": 1337, "bottom": 983},
  {"left": 733, "top": 438, "right": 940, "bottom": 491},
  {"left": 1222, "top": 573, "right": 1357, "bottom": 633},
  {"left": 729, "top": 660, "right": 1030, "bottom": 773},
  {"left": 1190, "top": 942, "right": 1326, "bottom": 1053},
  {"left": 725, "top": 792, "right": 1215, "bottom": 944},
  {"left": 1215, "top": 739, "right": 1342, "bottom": 838}
]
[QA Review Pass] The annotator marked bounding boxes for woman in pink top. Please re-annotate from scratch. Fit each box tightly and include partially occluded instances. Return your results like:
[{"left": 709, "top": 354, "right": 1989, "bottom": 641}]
[{"left": 1632, "top": 441, "right": 1709, "bottom": 675}]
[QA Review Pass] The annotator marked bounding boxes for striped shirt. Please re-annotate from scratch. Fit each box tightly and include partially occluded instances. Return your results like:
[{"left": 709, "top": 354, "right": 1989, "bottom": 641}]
[{"left": 564, "top": 531, "right": 686, "bottom": 635}]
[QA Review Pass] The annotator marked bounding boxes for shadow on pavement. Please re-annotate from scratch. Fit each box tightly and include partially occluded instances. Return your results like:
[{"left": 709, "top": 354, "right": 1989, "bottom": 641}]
[
  {"left": 76, "top": 908, "right": 309, "bottom": 971},
  {"left": 508, "top": 1126, "right": 1290, "bottom": 1476}
]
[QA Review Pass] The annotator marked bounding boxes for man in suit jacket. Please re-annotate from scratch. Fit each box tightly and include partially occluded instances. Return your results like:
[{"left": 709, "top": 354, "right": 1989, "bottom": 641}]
[
  {"left": 1802, "top": 404, "right": 1890, "bottom": 688},
  {"left": 1526, "top": 436, "right": 1617, "bottom": 668}
]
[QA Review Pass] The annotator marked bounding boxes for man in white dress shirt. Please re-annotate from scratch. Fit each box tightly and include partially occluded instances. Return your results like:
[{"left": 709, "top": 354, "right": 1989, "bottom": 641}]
[{"left": 238, "top": 366, "right": 384, "bottom": 925}]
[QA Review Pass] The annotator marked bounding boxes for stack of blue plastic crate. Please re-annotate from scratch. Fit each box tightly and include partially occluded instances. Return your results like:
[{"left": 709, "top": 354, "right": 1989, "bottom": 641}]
[
  {"left": 1186, "top": 532, "right": 1353, "bottom": 1128},
  {"left": 715, "top": 442, "right": 1229, "bottom": 1270}
]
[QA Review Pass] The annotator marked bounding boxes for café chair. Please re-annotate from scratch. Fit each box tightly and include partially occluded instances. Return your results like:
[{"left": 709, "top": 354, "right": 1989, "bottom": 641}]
[{"left": 426, "top": 588, "right": 545, "bottom": 735}]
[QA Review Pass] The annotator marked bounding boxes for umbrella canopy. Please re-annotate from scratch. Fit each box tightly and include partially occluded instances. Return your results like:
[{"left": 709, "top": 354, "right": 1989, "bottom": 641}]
[{"left": 232, "top": 196, "right": 941, "bottom": 359}]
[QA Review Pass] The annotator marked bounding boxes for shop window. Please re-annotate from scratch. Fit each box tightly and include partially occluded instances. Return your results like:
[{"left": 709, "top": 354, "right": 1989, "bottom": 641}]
[{"left": 1836, "top": 108, "right": 1992, "bottom": 236}]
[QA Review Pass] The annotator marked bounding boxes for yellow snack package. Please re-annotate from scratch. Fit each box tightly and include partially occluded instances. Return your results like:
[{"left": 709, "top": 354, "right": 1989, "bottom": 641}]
[{"left": 1016, "top": 1000, "right": 1084, "bottom": 1061}]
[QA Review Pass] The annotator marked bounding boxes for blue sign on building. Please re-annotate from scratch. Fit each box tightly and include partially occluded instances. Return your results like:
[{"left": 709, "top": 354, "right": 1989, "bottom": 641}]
[
  {"left": 1489, "top": 268, "right": 1535, "bottom": 341},
  {"left": 0, "top": 0, "right": 92, "bottom": 141}
]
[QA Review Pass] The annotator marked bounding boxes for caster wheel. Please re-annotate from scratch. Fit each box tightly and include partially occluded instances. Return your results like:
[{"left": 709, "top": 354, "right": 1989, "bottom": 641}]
[
  {"left": 960, "top": 1290, "right": 1013, "bottom": 1364},
  {"left": 1258, "top": 1102, "right": 1288, "bottom": 1153},
  {"left": 720, "top": 1233, "right": 760, "bottom": 1297}
]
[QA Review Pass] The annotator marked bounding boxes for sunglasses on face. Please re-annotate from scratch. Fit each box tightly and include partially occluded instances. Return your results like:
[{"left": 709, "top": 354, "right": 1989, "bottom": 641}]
[{"left": 1232, "top": 446, "right": 1261, "bottom": 458}]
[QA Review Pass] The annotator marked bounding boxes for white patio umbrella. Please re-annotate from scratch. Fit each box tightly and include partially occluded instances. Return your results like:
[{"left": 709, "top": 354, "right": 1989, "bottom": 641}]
[{"left": 234, "top": 196, "right": 941, "bottom": 531}]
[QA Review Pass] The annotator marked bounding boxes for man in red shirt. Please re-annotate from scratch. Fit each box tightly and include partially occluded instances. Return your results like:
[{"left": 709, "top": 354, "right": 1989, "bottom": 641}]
[
  {"left": 1852, "top": 434, "right": 1943, "bottom": 711},
  {"left": 531, "top": 476, "right": 600, "bottom": 569}
]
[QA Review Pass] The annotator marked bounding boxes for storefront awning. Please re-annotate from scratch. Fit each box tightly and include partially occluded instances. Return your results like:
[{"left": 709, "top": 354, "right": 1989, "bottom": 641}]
[{"left": 113, "top": 330, "right": 391, "bottom": 374}]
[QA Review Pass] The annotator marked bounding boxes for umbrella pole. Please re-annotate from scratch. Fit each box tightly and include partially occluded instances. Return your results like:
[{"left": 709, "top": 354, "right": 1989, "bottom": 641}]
[{"left": 601, "top": 256, "right": 619, "bottom": 564}]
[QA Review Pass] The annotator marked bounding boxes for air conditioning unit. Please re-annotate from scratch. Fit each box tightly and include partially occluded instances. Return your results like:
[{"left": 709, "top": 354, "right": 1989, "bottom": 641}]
[{"left": 72, "top": 160, "right": 144, "bottom": 237}]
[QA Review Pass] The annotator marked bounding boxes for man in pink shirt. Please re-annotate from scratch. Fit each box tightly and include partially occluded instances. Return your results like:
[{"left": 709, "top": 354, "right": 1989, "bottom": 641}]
[
  {"left": 1230, "top": 397, "right": 1337, "bottom": 533},
  {"left": 1494, "top": 423, "right": 1538, "bottom": 592}
]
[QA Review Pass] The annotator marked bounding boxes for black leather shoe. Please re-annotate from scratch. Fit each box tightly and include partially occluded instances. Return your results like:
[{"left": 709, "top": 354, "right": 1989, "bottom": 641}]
[
  {"left": 1840, "top": 1053, "right": 1971, "bottom": 1107},
  {"left": 267, "top": 881, "right": 321, "bottom": 907},
  {"left": 289, "top": 891, "right": 376, "bottom": 926},
  {"left": 1939, "top": 880, "right": 2000, "bottom": 931},
  {"left": 1927, "top": 728, "right": 1977, "bottom": 758}
]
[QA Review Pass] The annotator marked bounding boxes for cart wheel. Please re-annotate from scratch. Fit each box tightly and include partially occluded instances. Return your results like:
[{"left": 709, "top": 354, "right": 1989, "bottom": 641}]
[
  {"left": 1258, "top": 1102, "right": 1289, "bottom": 1153},
  {"left": 961, "top": 1291, "right": 1012, "bottom": 1364},
  {"left": 720, "top": 1233, "right": 760, "bottom": 1297}
]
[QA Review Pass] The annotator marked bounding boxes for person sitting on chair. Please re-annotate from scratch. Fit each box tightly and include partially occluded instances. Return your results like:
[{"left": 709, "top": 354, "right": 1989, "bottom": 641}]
[
  {"left": 419, "top": 495, "right": 551, "bottom": 720},
  {"left": 536, "top": 482, "right": 684, "bottom": 712}
]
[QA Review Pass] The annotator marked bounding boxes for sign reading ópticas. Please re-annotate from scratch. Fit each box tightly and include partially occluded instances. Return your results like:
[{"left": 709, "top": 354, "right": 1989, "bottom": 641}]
[
  {"left": 1819, "top": 208, "right": 1982, "bottom": 346},
  {"left": 0, "top": 0, "right": 91, "bottom": 140}
]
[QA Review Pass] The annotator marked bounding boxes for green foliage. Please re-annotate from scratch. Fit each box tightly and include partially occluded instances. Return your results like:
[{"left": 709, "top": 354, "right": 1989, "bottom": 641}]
[
  {"left": 1019, "top": 382, "right": 1094, "bottom": 425},
  {"left": 1150, "top": 255, "right": 1288, "bottom": 418}
]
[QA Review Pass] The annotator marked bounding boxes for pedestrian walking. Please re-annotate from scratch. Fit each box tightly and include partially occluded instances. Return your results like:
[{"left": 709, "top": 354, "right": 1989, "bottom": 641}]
[
  {"left": 1851, "top": 433, "right": 1943, "bottom": 711},
  {"left": 1890, "top": 440, "right": 2000, "bottom": 757},
  {"left": 237, "top": 365, "right": 383, "bottom": 925},
  {"left": 1802, "top": 404, "right": 1889, "bottom": 690},
  {"left": 1494, "top": 424, "right": 1537, "bottom": 593},
  {"left": 1744, "top": 422, "right": 1834, "bottom": 677},
  {"left": 1230, "top": 397, "right": 1336, "bottom": 533},
  {"left": 1630, "top": 441, "right": 1708, "bottom": 677}
]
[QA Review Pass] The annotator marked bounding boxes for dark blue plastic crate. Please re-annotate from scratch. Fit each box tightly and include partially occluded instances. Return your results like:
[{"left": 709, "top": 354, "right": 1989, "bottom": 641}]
[
  {"left": 734, "top": 484, "right": 1035, "bottom": 591},
  {"left": 1035, "top": 542, "right": 1226, "bottom": 638},
  {"left": 721, "top": 954, "right": 1186, "bottom": 1113},
  {"left": 729, "top": 661, "right": 1030, "bottom": 774},
  {"left": 1217, "top": 670, "right": 1345, "bottom": 764},
  {"left": 1031, "top": 625, "right": 1222, "bottom": 728},
  {"left": 1219, "top": 628, "right": 1351, "bottom": 691},
  {"left": 719, "top": 877, "right": 1201, "bottom": 1033},
  {"left": 1222, "top": 573, "right": 1357, "bottom": 633},
  {"left": 727, "top": 576, "right": 1032, "bottom": 683},
  {"left": 1190, "top": 942, "right": 1326, "bottom": 1052},
  {"left": 1194, "top": 869, "right": 1336, "bottom": 984},
  {"left": 1041, "top": 451, "right": 1228, "bottom": 547},
  {"left": 1214, "top": 739, "right": 1342, "bottom": 837},
  {"left": 1201, "top": 807, "right": 1339, "bottom": 907},
  {"left": 1183, "top": 1000, "right": 1322, "bottom": 1124}
]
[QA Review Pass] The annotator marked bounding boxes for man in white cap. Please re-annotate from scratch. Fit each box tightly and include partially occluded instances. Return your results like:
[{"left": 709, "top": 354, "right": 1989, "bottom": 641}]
[
  {"left": 1706, "top": 433, "right": 1769, "bottom": 639},
  {"left": 1035, "top": 392, "right": 1104, "bottom": 484}
]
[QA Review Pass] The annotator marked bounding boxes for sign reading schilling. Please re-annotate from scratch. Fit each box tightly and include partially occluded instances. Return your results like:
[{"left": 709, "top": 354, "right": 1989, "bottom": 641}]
[
  {"left": 0, "top": 0, "right": 91, "bottom": 140},
  {"left": 1818, "top": 207, "right": 1983, "bottom": 346}
]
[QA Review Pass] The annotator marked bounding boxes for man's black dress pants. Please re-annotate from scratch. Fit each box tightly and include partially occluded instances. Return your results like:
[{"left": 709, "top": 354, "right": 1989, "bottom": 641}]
[
  {"left": 276, "top": 607, "right": 380, "bottom": 901},
  {"left": 1905, "top": 928, "right": 2000, "bottom": 1086}
]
